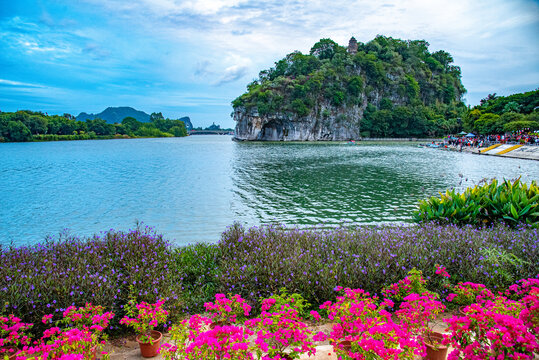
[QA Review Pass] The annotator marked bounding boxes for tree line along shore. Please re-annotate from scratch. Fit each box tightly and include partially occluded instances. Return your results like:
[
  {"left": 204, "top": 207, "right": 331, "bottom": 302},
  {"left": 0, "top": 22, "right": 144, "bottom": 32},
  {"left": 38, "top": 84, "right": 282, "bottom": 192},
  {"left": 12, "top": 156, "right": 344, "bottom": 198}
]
[{"left": 0, "top": 110, "right": 188, "bottom": 142}]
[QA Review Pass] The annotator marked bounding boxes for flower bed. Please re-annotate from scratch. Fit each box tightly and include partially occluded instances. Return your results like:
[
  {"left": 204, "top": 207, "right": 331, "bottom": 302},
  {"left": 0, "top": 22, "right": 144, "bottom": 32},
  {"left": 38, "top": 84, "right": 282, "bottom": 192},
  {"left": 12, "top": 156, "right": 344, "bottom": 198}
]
[
  {"left": 1, "top": 275, "right": 538, "bottom": 359},
  {"left": 1, "top": 223, "right": 538, "bottom": 337},
  {"left": 0, "top": 226, "right": 184, "bottom": 333},
  {"left": 218, "top": 223, "right": 538, "bottom": 307}
]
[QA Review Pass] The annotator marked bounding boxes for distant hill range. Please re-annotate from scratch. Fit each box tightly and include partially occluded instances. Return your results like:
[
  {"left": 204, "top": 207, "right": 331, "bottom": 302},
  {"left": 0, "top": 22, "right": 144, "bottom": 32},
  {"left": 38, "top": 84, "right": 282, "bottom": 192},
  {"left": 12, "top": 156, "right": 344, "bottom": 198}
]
[{"left": 76, "top": 106, "right": 193, "bottom": 130}]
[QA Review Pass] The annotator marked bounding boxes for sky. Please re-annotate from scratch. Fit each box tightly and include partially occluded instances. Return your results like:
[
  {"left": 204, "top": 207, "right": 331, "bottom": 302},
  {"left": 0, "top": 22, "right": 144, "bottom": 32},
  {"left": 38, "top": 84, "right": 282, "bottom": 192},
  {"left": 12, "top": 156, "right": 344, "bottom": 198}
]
[{"left": 0, "top": 0, "right": 538, "bottom": 128}]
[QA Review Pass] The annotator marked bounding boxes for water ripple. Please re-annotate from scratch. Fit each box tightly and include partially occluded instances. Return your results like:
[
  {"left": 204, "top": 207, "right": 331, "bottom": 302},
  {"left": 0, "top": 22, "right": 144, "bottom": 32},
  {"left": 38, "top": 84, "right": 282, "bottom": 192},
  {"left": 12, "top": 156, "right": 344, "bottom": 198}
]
[{"left": 1, "top": 137, "right": 538, "bottom": 246}]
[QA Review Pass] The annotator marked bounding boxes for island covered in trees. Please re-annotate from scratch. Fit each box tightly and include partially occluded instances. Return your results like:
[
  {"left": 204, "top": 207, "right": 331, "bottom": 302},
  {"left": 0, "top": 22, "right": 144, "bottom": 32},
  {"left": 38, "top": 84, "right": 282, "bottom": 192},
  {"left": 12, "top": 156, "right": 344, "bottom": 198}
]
[
  {"left": 232, "top": 35, "right": 538, "bottom": 141},
  {"left": 0, "top": 108, "right": 189, "bottom": 142},
  {"left": 233, "top": 35, "right": 468, "bottom": 140}
]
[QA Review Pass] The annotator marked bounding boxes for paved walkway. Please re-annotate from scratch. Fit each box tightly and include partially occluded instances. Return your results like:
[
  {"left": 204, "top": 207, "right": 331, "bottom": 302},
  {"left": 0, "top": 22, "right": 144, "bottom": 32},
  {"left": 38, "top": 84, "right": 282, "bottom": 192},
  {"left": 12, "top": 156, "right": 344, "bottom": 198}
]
[{"left": 448, "top": 144, "right": 539, "bottom": 160}]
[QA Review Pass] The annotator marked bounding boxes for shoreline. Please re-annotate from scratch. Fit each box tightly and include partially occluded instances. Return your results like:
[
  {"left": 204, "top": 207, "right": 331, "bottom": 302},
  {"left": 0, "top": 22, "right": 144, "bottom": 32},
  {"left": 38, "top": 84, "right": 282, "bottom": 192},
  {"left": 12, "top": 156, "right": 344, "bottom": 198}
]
[{"left": 444, "top": 144, "right": 539, "bottom": 161}]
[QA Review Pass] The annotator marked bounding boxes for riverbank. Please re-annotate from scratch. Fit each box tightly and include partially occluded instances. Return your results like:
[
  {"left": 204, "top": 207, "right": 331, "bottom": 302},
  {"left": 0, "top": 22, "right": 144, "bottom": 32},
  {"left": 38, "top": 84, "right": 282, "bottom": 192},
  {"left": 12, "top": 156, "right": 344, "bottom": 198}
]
[{"left": 446, "top": 143, "right": 539, "bottom": 161}]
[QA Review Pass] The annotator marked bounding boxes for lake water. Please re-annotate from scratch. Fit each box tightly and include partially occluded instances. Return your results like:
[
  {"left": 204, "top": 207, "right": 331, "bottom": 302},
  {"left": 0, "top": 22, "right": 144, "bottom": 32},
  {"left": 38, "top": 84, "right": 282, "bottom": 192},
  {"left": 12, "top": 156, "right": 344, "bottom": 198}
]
[{"left": 1, "top": 136, "right": 538, "bottom": 246}]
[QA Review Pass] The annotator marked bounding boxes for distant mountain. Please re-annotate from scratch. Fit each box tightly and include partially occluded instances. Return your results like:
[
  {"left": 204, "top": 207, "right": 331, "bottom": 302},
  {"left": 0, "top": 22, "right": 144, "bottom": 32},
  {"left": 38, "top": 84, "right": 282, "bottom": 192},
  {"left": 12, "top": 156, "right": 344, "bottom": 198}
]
[
  {"left": 177, "top": 116, "right": 193, "bottom": 130},
  {"left": 76, "top": 107, "right": 150, "bottom": 124},
  {"left": 76, "top": 106, "right": 193, "bottom": 129}
]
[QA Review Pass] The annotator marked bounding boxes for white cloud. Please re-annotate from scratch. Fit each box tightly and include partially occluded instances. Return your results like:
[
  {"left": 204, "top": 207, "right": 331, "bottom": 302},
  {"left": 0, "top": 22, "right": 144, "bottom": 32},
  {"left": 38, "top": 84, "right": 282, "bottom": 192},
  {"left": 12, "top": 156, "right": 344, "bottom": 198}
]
[
  {"left": 0, "top": 79, "right": 45, "bottom": 88},
  {"left": 2, "top": 0, "right": 537, "bottom": 122}
]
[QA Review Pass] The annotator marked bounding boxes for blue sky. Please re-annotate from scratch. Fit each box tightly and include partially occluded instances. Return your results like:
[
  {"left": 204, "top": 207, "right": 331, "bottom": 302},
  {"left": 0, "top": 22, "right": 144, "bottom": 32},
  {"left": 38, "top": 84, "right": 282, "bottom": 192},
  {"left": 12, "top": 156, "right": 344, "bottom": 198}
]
[{"left": 0, "top": 0, "right": 538, "bottom": 128}]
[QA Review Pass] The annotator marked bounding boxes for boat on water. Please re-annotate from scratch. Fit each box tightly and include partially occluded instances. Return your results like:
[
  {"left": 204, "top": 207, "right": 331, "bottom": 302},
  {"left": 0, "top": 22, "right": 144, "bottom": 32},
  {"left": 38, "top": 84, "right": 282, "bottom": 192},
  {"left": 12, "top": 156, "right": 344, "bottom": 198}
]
[{"left": 419, "top": 142, "right": 444, "bottom": 148}]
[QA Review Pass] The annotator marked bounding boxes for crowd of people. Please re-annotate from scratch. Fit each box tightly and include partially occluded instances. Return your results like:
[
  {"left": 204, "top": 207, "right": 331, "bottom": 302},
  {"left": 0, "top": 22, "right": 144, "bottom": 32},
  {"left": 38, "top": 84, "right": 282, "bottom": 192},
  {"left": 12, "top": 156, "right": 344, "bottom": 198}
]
[{"left": 445, "top": 131, "right": 539, "bottom": 151}]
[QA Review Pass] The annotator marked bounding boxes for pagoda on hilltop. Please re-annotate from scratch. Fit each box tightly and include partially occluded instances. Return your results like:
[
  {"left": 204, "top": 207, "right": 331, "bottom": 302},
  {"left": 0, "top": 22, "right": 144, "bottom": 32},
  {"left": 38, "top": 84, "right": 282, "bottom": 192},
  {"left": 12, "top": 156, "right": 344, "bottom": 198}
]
[{"left": 347, "top": 37, "right": 358, "bottom": 55}]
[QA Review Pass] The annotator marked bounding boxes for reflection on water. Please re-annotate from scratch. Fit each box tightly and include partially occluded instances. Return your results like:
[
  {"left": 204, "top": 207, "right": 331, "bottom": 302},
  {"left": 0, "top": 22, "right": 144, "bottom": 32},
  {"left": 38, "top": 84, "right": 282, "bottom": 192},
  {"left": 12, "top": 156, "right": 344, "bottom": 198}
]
[{"left": 1, "top": 136, "right": 538, "bottom": 246}]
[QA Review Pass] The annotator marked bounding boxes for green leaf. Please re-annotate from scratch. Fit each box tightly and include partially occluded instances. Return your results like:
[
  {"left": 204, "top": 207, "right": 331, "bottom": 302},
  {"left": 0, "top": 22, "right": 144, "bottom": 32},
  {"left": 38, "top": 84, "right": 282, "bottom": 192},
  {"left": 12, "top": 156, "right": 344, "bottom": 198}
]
[{"left": 510, "top": 204, "right": 519, "bottom": 220}]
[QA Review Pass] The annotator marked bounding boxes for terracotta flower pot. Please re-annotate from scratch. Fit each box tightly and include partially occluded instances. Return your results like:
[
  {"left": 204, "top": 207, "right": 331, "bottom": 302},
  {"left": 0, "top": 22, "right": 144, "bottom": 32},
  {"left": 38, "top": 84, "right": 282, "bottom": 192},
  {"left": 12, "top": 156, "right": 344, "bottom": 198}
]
[
  {"left": 423, "top": 332, "right": 448, "bottom": 360},
  {"left": 458, "top": 305, "right": 467, "bottom": 316},
  {"left": 90, "top": 344, "right": 98, "bottom": 360},
  {"left": 276, "top": 354, "right": 293, "bottom": 360},
  {"left": 209, "top": 320, "right": 232, "bottom": 329},
  {"left": 338, "top": 340, "right": 352, "bottom": 352},
  {"left": 136, "top": 330, "right": 163, "bottom": 358}
]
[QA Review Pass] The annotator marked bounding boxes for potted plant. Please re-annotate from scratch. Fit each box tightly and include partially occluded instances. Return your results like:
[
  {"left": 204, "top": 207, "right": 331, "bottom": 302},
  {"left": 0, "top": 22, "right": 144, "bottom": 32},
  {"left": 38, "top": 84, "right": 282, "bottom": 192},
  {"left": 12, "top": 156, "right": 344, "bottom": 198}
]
[
  {"left": 60, "top": 303, "right": 115, "bottom": 359},
  {"left": 322, "top": 287, "right": 421, "bottom": 359},
  {"left": 396, "top": 292, "right": 447, "bottom": 360},
  {"left": 204, "top": 293, "right": 251, "bottom": 328},
  {"left": 246, "top": 297, "right": 318, "bottom": 360},
  {"left": 0, "top": 314, "right": 32, "bottom": 360},
  {"left": 120, "top": 298, "right": 168, "bottom": 358},
  {"left": 446, "top": 282, "right": 493, "bottom": 315},
  {"left": 162, "top": 314, "right": 253, "bottom": 360}
]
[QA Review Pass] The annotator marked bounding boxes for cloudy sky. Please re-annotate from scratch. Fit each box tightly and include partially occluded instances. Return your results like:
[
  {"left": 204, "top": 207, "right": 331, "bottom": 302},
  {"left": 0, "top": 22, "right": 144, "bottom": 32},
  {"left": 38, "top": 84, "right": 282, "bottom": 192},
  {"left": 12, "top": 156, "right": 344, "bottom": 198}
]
[{"left": 1, "top": 0, "right": 538, "bottom": 128}]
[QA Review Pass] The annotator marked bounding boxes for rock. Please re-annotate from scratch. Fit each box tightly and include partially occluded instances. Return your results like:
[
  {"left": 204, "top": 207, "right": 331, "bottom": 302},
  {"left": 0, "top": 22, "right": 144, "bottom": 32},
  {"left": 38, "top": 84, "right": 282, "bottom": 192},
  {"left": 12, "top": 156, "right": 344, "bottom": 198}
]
[{"left": 233, "top": 101, "right": 362, "bottom": 141}]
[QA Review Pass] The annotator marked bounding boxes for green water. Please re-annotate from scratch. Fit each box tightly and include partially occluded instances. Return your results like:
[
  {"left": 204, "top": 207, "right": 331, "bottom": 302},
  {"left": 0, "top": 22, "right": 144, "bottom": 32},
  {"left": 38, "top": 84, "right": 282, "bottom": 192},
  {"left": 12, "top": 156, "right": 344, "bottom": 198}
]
[{"left": 1, "top": 136, "right": 538, "bottom": 245}]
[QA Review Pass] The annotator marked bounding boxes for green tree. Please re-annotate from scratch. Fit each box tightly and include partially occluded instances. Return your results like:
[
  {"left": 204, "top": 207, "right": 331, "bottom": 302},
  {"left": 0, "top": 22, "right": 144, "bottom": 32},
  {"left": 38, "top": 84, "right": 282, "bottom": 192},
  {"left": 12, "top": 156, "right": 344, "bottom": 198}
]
[
  {"left": 169, "top": 125, "right": 187, "bottom": 137},
  {"left": 86, "top": 119, "right": 115, "bottom": 135},
  {"left": 150, "top": 112, "right": 165, "bottom": 122},
  {"left": 504, "top": 121, "right": 539, "bottom": 132},
  {"left": 503, "top": 101, "right": 521, "bottom": 113},
  {"left": 26, "top": 115, "right": 48, "bottom": 135},
  {"left": 310, "top": 38, "right": 341, "bottom": 60},
  {"left": 121, "top": 117, "right": 142, "bottom": 133},
  {"left": 6, "top": 121, "right": 32, "bottom": 141},
  {"left": 474, "top": 113, "right": 501, "bottom": 134}
]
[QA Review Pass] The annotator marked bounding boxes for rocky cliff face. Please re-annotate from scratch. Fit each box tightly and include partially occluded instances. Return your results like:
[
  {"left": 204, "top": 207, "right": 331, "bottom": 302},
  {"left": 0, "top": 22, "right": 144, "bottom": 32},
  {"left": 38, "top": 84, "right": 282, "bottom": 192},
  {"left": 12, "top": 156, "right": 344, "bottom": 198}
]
[{"left": 234, "top": 101, "right": 364, "bottom": 141}]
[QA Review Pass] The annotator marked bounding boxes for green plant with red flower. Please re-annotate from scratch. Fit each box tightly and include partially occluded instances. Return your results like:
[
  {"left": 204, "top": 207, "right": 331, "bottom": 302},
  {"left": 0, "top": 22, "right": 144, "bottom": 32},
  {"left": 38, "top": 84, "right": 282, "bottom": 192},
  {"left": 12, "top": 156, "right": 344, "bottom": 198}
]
[
  {"left": 204, "top": 293, "right": 251, "bottom": 324},
  {"left": 520, "top": 287, "right": 539, "bottom": 335},
  {"left": 162, "top": 314, "right": 253, "bottom": 360},
  {"left": 320, "top": 287, "right": 421, "bottom": 360},
  {"left": 120, "top": 298, "right": 168, "bottom": 344},
  {"left": 446, "top": 282, "right": 494, "bottom": 307},
  {"left": 444, "top": 299, "right": 538, "bottom": 359},
  {"left": 246, "top": 298, "right": 317, "bottom": 360},
  {"left": 58, "top": 303, "right": 114, "bottom": 356},
  {"left": 22, "top": 326, "right": 104, "bottom": 360},
  {"left": 261, "top": 288, "right": 311, "bottom": 320},
  {"left": 161, "top": 314, "right": 212, "bottom": 360},
  {"left": 396, "top": 292, "right": 446, "bottom": 350},
  {"left": 382, "top": 268, "right": 435, "bottom": 304},
  {"left": 0, "top": 313, "right": 32, "bottom": 359}
]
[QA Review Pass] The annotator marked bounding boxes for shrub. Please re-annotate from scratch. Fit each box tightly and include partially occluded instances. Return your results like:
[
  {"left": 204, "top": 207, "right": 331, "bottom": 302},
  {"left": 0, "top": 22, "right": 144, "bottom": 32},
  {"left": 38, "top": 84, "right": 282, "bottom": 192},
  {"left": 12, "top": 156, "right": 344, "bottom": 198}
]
[
  {"left": 262, "top": 288, "right": 311, "bottom": 320},
  {"left": 2, "top": 222, "right": 538, "bottom": 339},
  {"left": 217, "top": 223, "right": 538, "bottom": 307},
  {"left": 382, "top": 268, "right": 432, "bottom": 304},
  {"left": 413, "top": 178, "right": 539, "bottom": 227},
  {"left": 0, "top": 226, "right": 182, "bottom": 335},
  {"left": 170, "top": 243, "right": 221, "bottom": 314}
]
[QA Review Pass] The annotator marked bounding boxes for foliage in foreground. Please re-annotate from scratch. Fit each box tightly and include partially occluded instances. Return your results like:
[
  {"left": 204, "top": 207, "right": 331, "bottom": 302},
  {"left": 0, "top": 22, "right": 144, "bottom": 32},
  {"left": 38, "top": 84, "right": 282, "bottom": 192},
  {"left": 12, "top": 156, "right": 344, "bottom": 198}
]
[
  {"left": 1, "top": 223, "right": 538, "bottom": 337},
  {"left": 0, "top": 226, "right": 183, "bottom": 335},
  {"left": 413, "top": 178, "right": 539, "bottom": 227}
]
